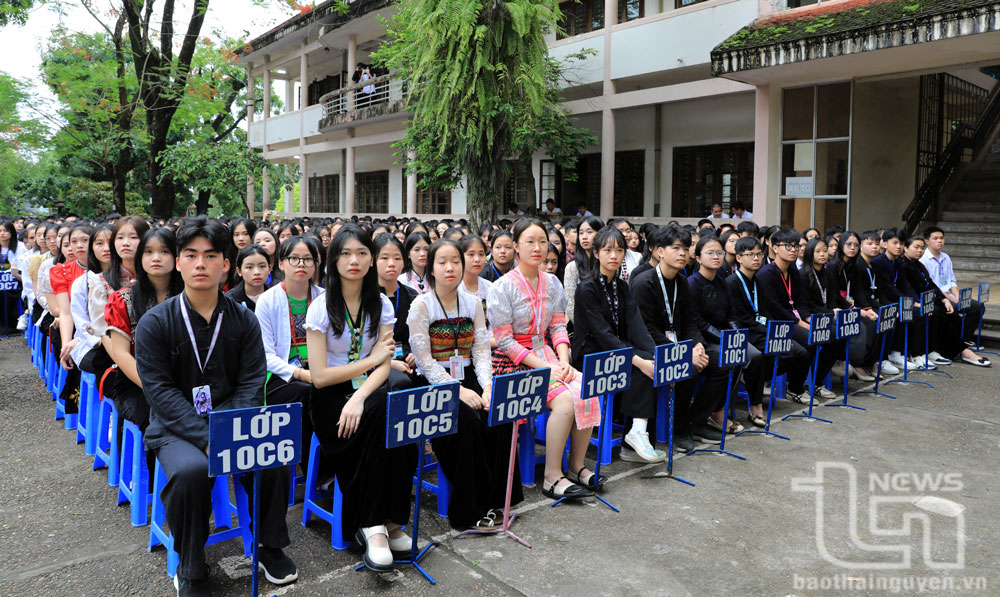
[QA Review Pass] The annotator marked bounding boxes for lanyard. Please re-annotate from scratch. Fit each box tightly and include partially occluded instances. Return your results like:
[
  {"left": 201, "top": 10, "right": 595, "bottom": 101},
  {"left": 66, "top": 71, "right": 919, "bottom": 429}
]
[
  {"left": 282, "top": 282, "right": 310, "bottom": 342},
  {"left": 736, "top": 272, "right": 758, "bottom": 313},
  {"left": 812, "top": 269, "right": 827, "bottom": 304},
  {"left": 777, "top": 267, "right": 794, "bottom": 306},
  {"left": 511, "top": 267, "right": 545, "bottom": 336},
  {"left": 345, "top": 304, "right": 364, "bottom": 361},
  {"left": 433, "top": 290, "right": 461, "bottom": 355},
  {"left": 604, "top": 277, "right": 620, "bottom": 330},
  {"left": 491, "top": 262, "right": 501, "bottom": 279},
  {"left": 394, "top": 286, "right": 400, "bottom": 313},
  {"left": 866, "top": 267, "right": 877, "bottom": 291},
  {"left": 179, "top": 297, "right": 224, "bottom": 377},
  {"left": 654, "top": 265, "right": 678, "bottom": 329}
]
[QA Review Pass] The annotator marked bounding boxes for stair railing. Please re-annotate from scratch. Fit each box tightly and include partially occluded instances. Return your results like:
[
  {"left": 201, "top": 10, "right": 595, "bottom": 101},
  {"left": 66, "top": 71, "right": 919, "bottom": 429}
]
[{"left": 902, "top": 85, "right": 1000, "bottom": 235}]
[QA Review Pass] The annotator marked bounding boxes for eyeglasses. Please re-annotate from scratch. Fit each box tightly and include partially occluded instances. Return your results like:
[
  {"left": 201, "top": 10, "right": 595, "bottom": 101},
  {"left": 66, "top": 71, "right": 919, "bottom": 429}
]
[
  {"left": 701, "top": 250, "right": 725, "bottom": 258},
  {"left": 518, "top": 239, "right": 547, "bottom": 247},
  {"left": 774, "top": 243, "right": 798, "bottom": 251},
  {"left": 843, "top": 242, "right": 859, "bottom": 248},
  {"left": 284, "top": 256, "right": 316, "bottom": 267},
  {"left": 740, "top": 252, "right": 764, "bottom": 259}
]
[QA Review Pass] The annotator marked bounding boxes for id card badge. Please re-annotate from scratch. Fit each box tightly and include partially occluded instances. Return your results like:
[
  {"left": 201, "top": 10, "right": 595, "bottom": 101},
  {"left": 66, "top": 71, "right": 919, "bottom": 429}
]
[
  {"left": 665, "top": 330, "right": 678, "bottom": 344},
  {"left": 394, "top": 342, "right": 403, "bottom": 359},
  {"left": 351, "top": 374, "right": 367, "bottom": 390},
  {"left": 792, "top": 309, "right": 801, "bottom": 321},
  {"left": 755, "top": 315, "right": 768, "bottom": 326},
  {"left": 449, "top": 355, "right": 465, "bottom": 380},
  {"left": 574, "top": 395, "right": 602, "bottom": 429},
  {"left": 192, "top": 385, "right": 212, "bottom": 416},
  {"left": 289, "top": 357, "right": 302, "bottom": 369},
  {"left": 531, "top": 335, "right": 546, "bottom": 360}
]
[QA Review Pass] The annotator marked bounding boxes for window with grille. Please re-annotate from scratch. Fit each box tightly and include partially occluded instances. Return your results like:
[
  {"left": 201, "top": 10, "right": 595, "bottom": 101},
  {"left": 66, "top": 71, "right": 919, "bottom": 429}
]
[
  {"left": 400, "top": 171, "right": 452, "bottom": 214},
  {"left": 557, "top": 0, "right": 643, "bottom": 39},
  {"left": 308, "top": 174, "right": 339, "bottom": 213},
  {"left": 502, "top": 160, "right": 532, "bottom": 212},
  {"left": 355, "top": 170, "right": 389, "bottom": 214}
]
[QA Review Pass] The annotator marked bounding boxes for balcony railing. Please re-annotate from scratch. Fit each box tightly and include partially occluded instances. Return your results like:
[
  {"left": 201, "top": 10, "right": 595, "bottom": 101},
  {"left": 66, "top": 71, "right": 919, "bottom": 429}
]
[{"left": 318, "top": 74, "right": 409, "bottom": 129}]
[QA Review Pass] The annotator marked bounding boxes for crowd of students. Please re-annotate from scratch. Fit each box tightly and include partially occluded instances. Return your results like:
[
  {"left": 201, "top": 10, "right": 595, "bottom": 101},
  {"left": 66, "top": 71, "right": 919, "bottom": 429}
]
[{"left": 1, "top": 210, "right": 993, "bottom": 596}]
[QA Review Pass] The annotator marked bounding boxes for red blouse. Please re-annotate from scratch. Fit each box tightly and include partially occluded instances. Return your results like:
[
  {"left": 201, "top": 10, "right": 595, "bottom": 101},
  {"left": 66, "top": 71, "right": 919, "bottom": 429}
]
[
  {"left": 104, "top": 288, "right": 137, "bottom": 354},
  {"left": 50, "top": 261, "right": 86, "bottom": 295}
]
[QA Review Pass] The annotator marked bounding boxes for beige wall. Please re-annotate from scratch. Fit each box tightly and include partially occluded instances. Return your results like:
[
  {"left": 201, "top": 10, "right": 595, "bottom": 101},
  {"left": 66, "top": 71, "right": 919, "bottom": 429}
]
[{"left": 849, "top": 78, "right": 920, "bottom": 230}]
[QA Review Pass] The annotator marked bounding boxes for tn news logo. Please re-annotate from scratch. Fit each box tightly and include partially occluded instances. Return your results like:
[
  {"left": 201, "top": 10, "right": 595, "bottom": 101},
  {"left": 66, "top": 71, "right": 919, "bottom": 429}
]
[{"left": 793, "top": 462, "right": 965, "bottom": 570}]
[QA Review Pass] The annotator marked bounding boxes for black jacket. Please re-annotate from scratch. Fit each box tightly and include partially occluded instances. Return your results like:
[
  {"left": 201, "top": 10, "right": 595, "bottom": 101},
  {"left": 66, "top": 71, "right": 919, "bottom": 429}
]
[
  {"left": 135, "top": 291, "right": 266, "bottom": 451},
  {"left": 572, "top": 273, "right": 655, "bottom": 368},
  {"left": 899, "top": 257, "right": 946, "bottom": 303},
  {"left": 225, "top": 281, "right": 258, "bottom": 313},
  {"left": 687, "top": 271, "right": 731, "bottom": 344},
  {"left": 726, "top": 269, "right": 767, "bottom": 347},
  {"left": 384, "top": 283, "right": 418, "bottom": 356},
  {"left": 850, "top": 257, "right": 884, "bottom": 311},
  {"left": 871, "top": 253, "right": 916, "bottom": 302},
  {"left": 756, "top": 262, "right": 811, "bottom": 324},
  {"left": 798, "top": 265, "right": 850, "bottom": 314},
  {"left": 629, "top": 266, "right": 704, "bottom": 347}
]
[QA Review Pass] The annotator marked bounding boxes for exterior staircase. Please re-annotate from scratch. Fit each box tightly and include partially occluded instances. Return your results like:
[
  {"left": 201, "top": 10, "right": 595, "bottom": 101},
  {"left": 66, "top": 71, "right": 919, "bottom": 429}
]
[{"left": 936, "top": 137, "right": 1000, "bottom": 348}]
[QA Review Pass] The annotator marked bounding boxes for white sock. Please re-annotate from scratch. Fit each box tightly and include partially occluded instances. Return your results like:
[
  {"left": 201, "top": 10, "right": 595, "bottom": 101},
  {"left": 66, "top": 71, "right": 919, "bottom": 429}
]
[{"left": 631, "top": 419, "right": 647, "bottom": 434}]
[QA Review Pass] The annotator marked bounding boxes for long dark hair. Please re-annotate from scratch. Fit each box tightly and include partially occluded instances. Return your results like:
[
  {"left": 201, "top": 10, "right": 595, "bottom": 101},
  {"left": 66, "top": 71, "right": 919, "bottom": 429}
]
[
  {"left": 402, "top": 230, "right": 431, "bottom": 274},
  {"left": 105, "top": 216, "right": 151, "bottom": 291},
  {"left": 573, "top": 215, "right": 604, "bottom": 278},
  {"left": 425, "top": 239, "right": 463, "bottom": 290},
  {"left": 800, "top": 237, "right": 827, "bottom": 272},
  {"left": 589, "top": 226, "right": 626, "bottom": 280},
  {"left": 132, "top": 227, "right": 183, "bottom": 322},
  {"left": 324, "top": 224, "right": 383, "bottom": 338},
  {"left": 547, "top": 226, "right": 567, "bottom": 280},
  {"left": 253, "top": 227, "right": 280, "bottom": 272},
  {"left": 0, "top": 220, "right": 18, "bottom": 257},
  {"left": 833, "top": 230, "right": 860, "bottom": 274},
  {"left": 86, "top": 224, "right": 114, "bottom": 274}
]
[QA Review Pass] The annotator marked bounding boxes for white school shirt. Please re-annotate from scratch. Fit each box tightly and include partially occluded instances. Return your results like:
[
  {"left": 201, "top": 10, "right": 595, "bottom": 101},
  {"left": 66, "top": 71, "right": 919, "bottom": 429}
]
[
  {"left": 69, "top": 271, "right": 102, "bottom": 365},
  {"left": 255, "top": 283, "right": 326, "bottom": 382},
  {"left": 304, "top": 293, "right": 395, "bottom": 368}
]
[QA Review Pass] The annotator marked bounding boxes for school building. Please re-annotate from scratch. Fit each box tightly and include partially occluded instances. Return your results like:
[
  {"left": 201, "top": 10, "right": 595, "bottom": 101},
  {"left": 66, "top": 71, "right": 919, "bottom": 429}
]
[{"left": 236, "top": 0, "right": 1000, "bottom": 278}]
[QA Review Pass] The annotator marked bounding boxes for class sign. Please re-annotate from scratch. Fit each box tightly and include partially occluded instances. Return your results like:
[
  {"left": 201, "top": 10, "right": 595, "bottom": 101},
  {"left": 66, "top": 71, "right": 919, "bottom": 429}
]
[
  {"left": 386, "top": 382, "right": 459, "bottom": 448},
  {"left": 208, "top": 404, "right": 301, "bottom": 477}
]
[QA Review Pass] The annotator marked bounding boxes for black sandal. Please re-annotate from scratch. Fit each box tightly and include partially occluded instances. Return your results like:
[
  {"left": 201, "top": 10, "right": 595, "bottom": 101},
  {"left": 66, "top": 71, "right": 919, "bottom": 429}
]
[
  {"left": 567, "top": 466, "right": 606, "bottom": 491},
  {"left": 542, "top": 476, "right": 588, "bottom": 499}
]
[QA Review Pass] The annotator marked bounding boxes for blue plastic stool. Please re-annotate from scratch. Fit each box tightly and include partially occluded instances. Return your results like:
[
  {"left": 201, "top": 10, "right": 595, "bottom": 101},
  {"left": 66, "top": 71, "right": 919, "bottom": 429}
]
[
  {"left": 77, "top": 372, "right": 98, "bottom": 452},
  {"left": 93, "top": 396, "right": 121, "bottom": 487},
  {"left": 300, "top": 433, "right": 349, "bottom": 550},
  {"left": 25, "top": 311, "right": 34, "bottom": 349},
  {"left": 117, "top": 420, "right": 151, "bottom": 526},
  {"left": 414, "top": 452, "right": 451, "bottom": 518},
  {"left": 32, "top": 326, "right": 44, "bottom": 375},
  {"left": 588, "top": 393, "right": 624, "bottom": 466},
  {"left": 288, "top": 466, "right": 305, "bottom": 507},
  {"left": 45, "top": 337, "right": 57, "bottom": 396},
  {"left": 148, "top": 459, "right": 253, "bottom": 578}
]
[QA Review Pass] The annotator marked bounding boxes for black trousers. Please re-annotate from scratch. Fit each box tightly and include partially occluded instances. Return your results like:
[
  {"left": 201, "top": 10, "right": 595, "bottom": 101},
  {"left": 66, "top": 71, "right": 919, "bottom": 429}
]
[
  {"left": 932, "top": 305, "right": 969, "bottom": 359},
  {"left": 155, "top": 438, "right": 290, "bottom": 580},
  {"left": 426, "top": 375, "right": 523, "bottom": 529},
  {"left": 310, "top": 381, "right": 416, "bottom": 543},
  {"left": 673, "top": 344, "right": 729, "bottom": 434},
  {"left": 265, "top": 375, "right": 314, "bottom": 473},
  {"left": 741, "top": 340, "right": 810, "bottom": 406}
]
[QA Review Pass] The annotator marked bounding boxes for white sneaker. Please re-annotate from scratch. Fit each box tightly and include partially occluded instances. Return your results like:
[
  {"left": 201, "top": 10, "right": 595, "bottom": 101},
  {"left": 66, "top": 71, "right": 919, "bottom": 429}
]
[
  {"left": 831, "top": 362, "right": 846, "bottom": 378},
  {"left": 928, "top": 351, "right": 952, "bottom": 366},
  {"left": 816, "top": 386, "right": 836, "bottom": 399},
  {"left": 910, "top": 355, "right": 935, "bottom": 370},
  {"left": 623, "top": 429, "right": 667, "bottom": 463},
  {"left": 881, "top": 360, "right": 901, "bottom": 375},
  {"left": 888, "top": 351, "right": 905, "bottom": 367},
  {"left": 16, "top": 313, "right": 28, "bottom": 331}
]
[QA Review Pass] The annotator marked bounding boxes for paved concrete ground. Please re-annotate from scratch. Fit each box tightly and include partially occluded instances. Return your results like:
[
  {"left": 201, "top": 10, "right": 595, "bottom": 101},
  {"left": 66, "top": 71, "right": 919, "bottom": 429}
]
[{"left": 2, "top": 335, "right": 999, "bottom": 596}]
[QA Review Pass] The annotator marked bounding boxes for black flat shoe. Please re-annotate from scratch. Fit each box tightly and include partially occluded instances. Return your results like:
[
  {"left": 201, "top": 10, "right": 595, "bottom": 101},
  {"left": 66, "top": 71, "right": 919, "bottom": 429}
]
[
  {"left": 566, "top": 466, "right": 607, "bottom": 491},
  {"left": 542, "top": 476, "right": 589, "bottom": 499}
]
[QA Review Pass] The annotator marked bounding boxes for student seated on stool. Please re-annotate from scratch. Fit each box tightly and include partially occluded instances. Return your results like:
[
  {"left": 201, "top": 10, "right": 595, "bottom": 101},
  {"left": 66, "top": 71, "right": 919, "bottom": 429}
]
[{"left": 135, "top": 217, "right": 296, "bottom": 597}]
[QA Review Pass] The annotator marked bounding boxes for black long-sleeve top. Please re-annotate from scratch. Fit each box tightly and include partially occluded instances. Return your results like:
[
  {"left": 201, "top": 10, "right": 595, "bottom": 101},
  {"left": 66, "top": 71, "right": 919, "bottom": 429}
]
[
  {"left": 383, "top": 283, "right": 417, "bottom": 355},
  {"left": 629, "top": 266, "right": 704, "bottom": 347},
  {"left": 850, "top": 257, "right": 884, "bottom": 311},
  {"left": 225, "top": 281, "right": 257, "bottom": 313},
  {"left": 872, "top": 253, "right": 916, "bottom": 301},
  {"left": 571, "top": 274, "right": 655, "bottom": 369},
  {"left": 135, "top": 291, "right": 266, "bottom": 451},
  {"left": 726, "top": 270, "right": 767, "bottom": 347},
  {"left": 798, "top": 265, "right": 850, "bottom": 314},
  {"left": 899, "top": 257, "right": 947, "bottom": 303},
  {"left": 687, "top": 271, "right": 731, "bottom": 344},
  {"left": 756, "top": 262, "right": 811, "bottom": 324}
]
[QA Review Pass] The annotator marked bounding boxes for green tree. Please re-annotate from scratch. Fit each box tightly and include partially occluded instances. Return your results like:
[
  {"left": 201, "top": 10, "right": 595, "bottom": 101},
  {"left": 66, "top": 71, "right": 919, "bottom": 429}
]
[
  {"left": 0, "top": 71, "right": 48, "bottom": 214},
  {"left": 375, "top": 0, "right": 593, "bottom": 226},
  {"left": 0, "top": 0, "right": 35, "bottom": 28}
]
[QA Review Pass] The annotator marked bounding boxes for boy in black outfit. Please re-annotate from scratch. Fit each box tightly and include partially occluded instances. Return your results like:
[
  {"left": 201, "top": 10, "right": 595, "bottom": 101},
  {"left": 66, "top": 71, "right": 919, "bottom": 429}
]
[
  {"left": 755, "top": 228, "right": 838, "bottom": 402},
  {"left": 135, "top": 217, "right": 296, "bottom": 597},
  {"left": 726, "top": 236, "right": 809, "bottom": 426},
  {"left": 630, "top": 226, "right": 724, "bottom": 452},
  {"left": 871, "top": 227, "right": 932, "bottom": 370}
]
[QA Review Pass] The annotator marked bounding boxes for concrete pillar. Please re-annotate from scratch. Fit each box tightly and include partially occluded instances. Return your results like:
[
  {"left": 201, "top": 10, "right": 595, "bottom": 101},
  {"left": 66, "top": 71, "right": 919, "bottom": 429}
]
[
  {"left": 263, "top": 59, "right": 271, "bottom": 119},
  {"left": 299, "top": 154, "right": 309, "bottom": 213},
  {"left": 406, "top": 150, "right": 417, "bottom": 215},
  {"left": 345, "top": 129, "right": 356, "bottom": 215},
  {"left": 247, "top": 176, "right": 255, "bottom": 218},
  {"left": 347, "top": 34, "right": 357, "bottom": 111},
  {"left": 285, "top": 183, "right": 294, "bottom": 213},
  {"left": 599, "top": 0, "right": 617, "bottom": 221},
  {"left": 247, "top": 64, "right": 255, "bottom": 124},
  {"left": 752, "top": 84, "right": 781, "bottom": 225},
  {"left": 300, "top": 43, "right": 308, "bottom": 109},
  {"left": 262, "top": 168, "right": 271, "bottom": 214}
]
